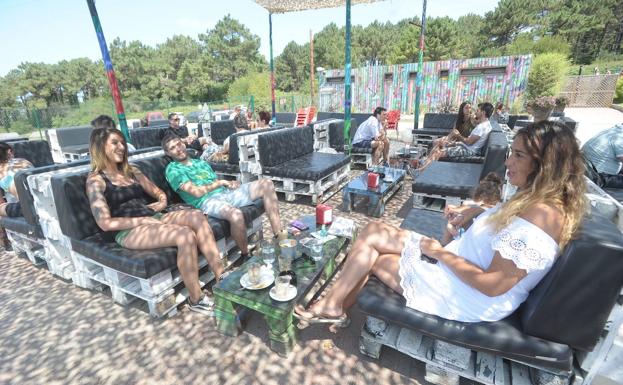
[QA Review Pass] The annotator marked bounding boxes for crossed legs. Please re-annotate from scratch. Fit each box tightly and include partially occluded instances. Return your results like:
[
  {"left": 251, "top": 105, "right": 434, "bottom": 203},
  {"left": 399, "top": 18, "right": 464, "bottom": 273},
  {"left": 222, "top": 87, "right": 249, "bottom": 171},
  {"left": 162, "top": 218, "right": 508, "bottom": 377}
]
[{"left": 296, "top": 221, "right": 410, "bottom": 319}]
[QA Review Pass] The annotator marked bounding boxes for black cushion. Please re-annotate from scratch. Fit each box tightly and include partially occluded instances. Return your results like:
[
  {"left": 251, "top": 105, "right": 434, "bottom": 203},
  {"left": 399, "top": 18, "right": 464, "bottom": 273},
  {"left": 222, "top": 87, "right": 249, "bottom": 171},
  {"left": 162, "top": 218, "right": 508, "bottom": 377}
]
[
  {"left": 11, "top": 140, "right": 54, "bottom": 167},
  {"left": 520, "top": 213, "right": 623, "bottom": 351},
  {"left": 351, "top": 145, "right": 373, "bottom": 154},
  {"left": 1, "top": 137, "right": 28, "bottom": 143},
  {"left": 130, "top": 127, "right": 167, "bottom": 149},
  {"left": 423, "top": 113, "right": 458, "bottom": 129},
  {"left": 328, "top": 119, "right": 359, "bottom": 152},
  {"left": 210, "top": 120, "right": 235, "bottom": 145},
  {"left": 262, "top": 152, "right": 350, "bottom": 181},
  {"left": 358, "top": 277, "right": 573, "bottom": 372},
  {"left": 274, "top": 112, "right": 296, "bottom": 124},
  {"left": 47, "top": 126, "right": 91, "bottom": 147},
  {"left": 507, "top": 115, "right": 530, "bottom": 129},
  {"left": 62, "top": 144, "right": 90, "bottom": 154},
  {"left": 70, "top": 201, "right": 264, "bottom": 278},
  {"left": 604, "top": 188, "right": 623, "bottom": 203},
  {"left": 207, "top": 161, "right": 240, "bottom": 174},
  {"left": 399, "top": 208, "right": 446, "bottom": 240},
  {"left": 13, "top": 160, "right": 91, "bottom": 231},
  {"left": 479, "top": 130, "right": 508, "bottom": 180},
  {"left": 258, "top": 126, "right": 314, "bottom": 167},
  {"left": 412, "top": 161, "right": 482, "bottom": 198},
  {"left": 228, "top": 126, "right": 285, "bottom": 165},
  {"left": 0, "top": 215, "right": 42, "bottom": 238},
  {"left": 438, "top": 155, "right": 484, "bottom": 163},
  {"left": 412, "top": 127, "right": 452, "bottom": 136},
  {"left": 559, "top": 117, "right": 577, "bottom": 134}
]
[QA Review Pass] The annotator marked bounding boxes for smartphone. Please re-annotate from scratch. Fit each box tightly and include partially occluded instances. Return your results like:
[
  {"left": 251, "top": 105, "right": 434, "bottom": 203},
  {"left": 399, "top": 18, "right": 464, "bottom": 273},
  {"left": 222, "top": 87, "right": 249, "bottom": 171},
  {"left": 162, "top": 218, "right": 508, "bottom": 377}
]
[{"left": 290, "top": 220, "right": 309, "bottom": 231}]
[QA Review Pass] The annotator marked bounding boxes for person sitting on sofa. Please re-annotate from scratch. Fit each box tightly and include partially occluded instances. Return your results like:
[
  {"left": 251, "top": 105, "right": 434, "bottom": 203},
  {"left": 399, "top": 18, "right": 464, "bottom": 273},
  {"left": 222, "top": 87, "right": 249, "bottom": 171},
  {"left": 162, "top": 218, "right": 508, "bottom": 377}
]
[
  {"left": 433, "top": 101, "right": 475, "bottom": 148},
  {"left": 294, "top": 120, "right": 585, "bottom": 327},
  {"left": 91, "top": 115, "right": 136, "bottom": 152},
  {"left": 418, "top": 102, "right": 494, "bottom": 171},
  {"left": 160, "top": 112, "right": 209, "bottom": 152},
  {"left": 86, "top": 126, "right": 223, "bottom": 316},
  {"left": 352, "top": 107, "right": 390, "bottom": 166},
  {"left": 0, "top": 142, "right": 33, "bottom": 218},
  {"left": 162, "top": 134, "right": 288, "bottom": 259},
  {"left": 581, "top": 123, "right": 623, "bottom": 188}
]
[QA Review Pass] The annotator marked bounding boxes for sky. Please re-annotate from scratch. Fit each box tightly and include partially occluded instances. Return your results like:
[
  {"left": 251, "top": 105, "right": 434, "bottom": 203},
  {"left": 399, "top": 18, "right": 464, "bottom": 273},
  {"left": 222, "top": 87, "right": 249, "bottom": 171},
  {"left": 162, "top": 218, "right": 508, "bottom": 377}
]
[{"left": 0, "top": 0, "right": 498, "bottom": 77}]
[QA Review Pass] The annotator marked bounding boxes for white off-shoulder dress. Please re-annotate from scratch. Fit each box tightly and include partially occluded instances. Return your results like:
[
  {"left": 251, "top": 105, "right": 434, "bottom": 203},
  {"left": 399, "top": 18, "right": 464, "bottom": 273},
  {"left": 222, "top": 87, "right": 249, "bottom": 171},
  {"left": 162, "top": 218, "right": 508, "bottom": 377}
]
[{"left": 398, "top": 206, "right": 560, "bottom": 322}]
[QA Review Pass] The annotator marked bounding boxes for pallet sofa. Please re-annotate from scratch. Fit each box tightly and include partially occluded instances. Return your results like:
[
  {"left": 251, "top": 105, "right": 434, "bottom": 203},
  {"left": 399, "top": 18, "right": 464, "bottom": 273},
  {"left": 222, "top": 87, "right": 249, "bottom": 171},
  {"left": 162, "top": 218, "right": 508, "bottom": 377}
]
[
  {"left": 45, "top": 125, "right": 92, "bottom": 163},
  {"left": 206, "top": 126, "right": 288, "bottom": 182},
  {"left": 257, "top": 125, "right": 351, "bottom": 204},
  {"left": 50, "top": 154, "right": 265, "bottom": 317},
  {"left": 208, "top": 119, "right": 236, "bottom": 145},
  {"left": 412, "top": 129, "right": 509, "bottom": 210},
  {"left": 358, "top": 209, "right": 623, "bottom": 385},
  {"left": 318, "top": 112, "right": 377, "bottom": 168},
  {"left": 411, "top": 113, "right": 457, "bottom": 146}
]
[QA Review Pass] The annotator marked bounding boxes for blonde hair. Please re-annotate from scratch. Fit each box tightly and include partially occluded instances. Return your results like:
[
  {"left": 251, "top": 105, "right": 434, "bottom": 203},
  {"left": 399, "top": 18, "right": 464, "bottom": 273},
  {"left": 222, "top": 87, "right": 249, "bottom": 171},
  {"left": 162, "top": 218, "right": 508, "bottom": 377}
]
[
  {"left": 488, "top": 121, "right": 586, "bottom": 248},
  {"left": 89, "top": 127, "right": 133, "bottom": 177}
]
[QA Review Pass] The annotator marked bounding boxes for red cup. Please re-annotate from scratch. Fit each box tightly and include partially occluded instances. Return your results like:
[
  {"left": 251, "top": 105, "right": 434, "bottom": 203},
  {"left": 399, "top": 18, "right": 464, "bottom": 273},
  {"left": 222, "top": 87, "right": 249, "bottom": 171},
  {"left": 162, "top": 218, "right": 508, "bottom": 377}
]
[{"left": 368, "top": 172, "right": 379, "bottom": 188}]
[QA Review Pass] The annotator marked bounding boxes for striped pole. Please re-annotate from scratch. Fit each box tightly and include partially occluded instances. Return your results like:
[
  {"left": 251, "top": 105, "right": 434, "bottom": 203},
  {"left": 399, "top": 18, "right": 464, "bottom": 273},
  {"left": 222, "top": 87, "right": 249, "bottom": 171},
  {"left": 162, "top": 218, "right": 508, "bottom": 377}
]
[
  {"left": 86, "top": 0, "right": 130, "bottom": 142},
  {"left": 344, "top": 0, "right": 352, "bottom": 154},
  {"left": 269, "top": 13, "right": 276, "bottom": 124},
  {"left": 413, "top": 0, "right": 427, "bottom": 130}
]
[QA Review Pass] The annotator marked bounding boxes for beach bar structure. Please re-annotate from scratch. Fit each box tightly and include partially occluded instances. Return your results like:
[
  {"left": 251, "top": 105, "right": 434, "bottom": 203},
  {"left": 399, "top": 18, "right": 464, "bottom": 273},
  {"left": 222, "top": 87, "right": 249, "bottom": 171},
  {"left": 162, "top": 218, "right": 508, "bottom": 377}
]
[{"left": 318, "top": 54, "right": 532, "bottom": 114}]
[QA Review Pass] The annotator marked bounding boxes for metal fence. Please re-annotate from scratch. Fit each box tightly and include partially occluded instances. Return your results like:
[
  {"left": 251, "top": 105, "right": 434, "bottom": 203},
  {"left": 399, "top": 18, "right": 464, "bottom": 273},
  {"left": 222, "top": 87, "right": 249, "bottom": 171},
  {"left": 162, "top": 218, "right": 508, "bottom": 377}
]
[{"left": 560, "top": 74, "right": 620, "bottom": 107}]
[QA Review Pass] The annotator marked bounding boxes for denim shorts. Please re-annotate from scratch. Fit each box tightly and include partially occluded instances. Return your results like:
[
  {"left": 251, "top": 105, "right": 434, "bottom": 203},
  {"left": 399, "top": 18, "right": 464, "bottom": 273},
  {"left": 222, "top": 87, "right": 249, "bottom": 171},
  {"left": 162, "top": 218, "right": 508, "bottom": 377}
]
[
  {"left": 353, "top": 139, "right": 373, "bottom": 149},
  {"left": 200, "top": 182, "right": 253, "bottom": 219},
  {"left": 446, "top": 144, "right": 477, "bottom": 158}
]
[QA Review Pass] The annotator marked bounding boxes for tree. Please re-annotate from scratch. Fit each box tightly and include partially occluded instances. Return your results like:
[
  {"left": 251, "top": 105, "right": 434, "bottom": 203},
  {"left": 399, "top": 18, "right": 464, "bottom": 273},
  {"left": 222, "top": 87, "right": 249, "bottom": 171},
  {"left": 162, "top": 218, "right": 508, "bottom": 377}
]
[
  {"left": 482, "top": 0, "right": 543, "bottom": 47},
  {"left": 423, "top": 17, "right": 462, "bottom": 61},
  {"left": 456, "top": 14, "right": 487, "bottom": 58},
  {"left": 313, "top": 23, "right": 346, "bottom": 70},
  {"left": 275, "top": 41, "right": 310, "bottom": 92},
  {"left": 198, "top": 15, "right": 266, "bottom": 87}
]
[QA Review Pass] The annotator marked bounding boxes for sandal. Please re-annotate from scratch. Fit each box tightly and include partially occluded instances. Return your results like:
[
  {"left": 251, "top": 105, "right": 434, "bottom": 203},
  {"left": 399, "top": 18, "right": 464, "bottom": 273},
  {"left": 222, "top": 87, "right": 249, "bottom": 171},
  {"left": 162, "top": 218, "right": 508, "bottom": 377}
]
[{"left": 293, "top": 304, "right": 350, "bottom": 331}]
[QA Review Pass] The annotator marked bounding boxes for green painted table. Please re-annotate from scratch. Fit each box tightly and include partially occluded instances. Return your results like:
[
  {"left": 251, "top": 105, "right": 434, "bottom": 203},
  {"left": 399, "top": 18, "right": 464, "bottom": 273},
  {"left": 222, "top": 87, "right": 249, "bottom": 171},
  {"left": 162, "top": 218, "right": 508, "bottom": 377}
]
[{"left": 213, "top": 220, "right": 349, "bottom": 356}]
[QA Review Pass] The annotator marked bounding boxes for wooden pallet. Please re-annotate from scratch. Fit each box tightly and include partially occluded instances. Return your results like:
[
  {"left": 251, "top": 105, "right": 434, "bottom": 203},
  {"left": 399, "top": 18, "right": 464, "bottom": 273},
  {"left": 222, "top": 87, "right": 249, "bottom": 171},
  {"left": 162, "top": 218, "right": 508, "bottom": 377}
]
[
  {"left": 359, "top": 316, "right": 572, "bottom": 385},
  {"left": 69, "top": 217, "right": 263, "bottom": 318},
  {"left": 263, "top": 163, "right": 350, "bottom": 204},
  {"left": 351, "top": 153, "right": 372, "bottom": 169},
  {"left": 312, "top": 119, "right": 341, "bottom": 151}
]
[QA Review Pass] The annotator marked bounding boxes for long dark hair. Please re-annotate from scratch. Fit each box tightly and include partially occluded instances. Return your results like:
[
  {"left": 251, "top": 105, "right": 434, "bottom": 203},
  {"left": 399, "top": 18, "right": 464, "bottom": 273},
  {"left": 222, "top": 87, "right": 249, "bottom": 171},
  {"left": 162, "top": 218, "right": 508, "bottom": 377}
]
[
  {"left": 0, "top": 142, "right": 13, "bottom": 163},
  {"left": 454, "top": 101, "right": 471, "bottom": 130}
]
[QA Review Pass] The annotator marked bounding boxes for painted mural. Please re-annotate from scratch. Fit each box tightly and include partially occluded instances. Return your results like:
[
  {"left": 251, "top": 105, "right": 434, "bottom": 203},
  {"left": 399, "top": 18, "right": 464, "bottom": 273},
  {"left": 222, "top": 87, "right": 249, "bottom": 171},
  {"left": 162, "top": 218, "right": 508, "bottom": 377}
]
[{"left": 318, "top": 55, "right": 532, "bottom": 114}]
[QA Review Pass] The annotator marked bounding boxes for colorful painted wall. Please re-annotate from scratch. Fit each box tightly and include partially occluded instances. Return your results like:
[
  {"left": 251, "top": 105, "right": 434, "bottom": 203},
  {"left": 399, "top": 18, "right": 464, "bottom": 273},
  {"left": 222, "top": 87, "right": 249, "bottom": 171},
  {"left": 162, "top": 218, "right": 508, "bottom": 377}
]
[{"left": 318, "top": 55, "right": 532, "bottom": 114}]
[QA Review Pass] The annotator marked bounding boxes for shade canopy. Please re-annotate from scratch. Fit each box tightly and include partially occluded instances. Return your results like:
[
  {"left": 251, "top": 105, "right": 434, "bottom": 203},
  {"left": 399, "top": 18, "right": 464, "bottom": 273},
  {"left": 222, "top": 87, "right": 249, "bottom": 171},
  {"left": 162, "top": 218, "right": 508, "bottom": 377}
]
[{"left": 253, "top": 0, "right": 383, "bottom": 13}]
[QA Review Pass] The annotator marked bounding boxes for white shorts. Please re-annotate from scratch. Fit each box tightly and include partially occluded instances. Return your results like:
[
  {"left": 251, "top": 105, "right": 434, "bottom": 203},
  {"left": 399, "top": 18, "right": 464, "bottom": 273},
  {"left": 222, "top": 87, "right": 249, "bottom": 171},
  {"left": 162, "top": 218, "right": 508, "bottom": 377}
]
[{"left": 200, "top": 182, "right": 254, "bottom": 218}]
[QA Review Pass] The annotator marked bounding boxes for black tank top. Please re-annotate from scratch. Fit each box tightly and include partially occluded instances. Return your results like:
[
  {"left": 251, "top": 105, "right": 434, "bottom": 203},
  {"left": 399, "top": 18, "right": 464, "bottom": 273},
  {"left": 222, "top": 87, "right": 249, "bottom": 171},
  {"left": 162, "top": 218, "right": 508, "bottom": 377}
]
[{"left": 99, "top": 172, "right": 156, "bottom": 218}]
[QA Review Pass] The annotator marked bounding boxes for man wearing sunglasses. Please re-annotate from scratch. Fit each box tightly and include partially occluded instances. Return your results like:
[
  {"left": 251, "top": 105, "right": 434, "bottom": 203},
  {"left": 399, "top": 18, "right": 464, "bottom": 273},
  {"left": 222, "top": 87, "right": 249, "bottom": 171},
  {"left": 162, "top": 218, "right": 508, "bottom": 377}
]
[{"left": 161, "top": 112, "right": 208, "bottom": 152}]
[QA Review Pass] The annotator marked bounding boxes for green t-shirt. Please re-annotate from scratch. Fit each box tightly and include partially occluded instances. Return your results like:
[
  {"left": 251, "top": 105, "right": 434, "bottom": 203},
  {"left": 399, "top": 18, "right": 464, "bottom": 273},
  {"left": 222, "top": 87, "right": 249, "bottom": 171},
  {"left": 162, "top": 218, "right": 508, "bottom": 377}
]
[{"left": 165, "top": 158, "right": 226, "bottom": 208}]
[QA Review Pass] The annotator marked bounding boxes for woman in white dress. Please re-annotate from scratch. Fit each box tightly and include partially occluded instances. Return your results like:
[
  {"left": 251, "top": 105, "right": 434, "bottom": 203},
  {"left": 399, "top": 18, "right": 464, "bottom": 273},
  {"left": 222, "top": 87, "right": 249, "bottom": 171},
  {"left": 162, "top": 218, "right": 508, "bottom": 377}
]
[{"left": 295, "top": 120, "right": 586, "bottom": 326}]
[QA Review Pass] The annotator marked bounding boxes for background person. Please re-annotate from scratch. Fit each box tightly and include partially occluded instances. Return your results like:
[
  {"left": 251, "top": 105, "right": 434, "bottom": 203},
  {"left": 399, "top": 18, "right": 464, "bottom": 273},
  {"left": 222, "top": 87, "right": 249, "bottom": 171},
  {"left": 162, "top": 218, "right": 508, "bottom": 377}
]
[
  {"left": 86, "top": 126, "right": 223, "bottom": 315},
  {"left": 351, "top": 107, "right": 389, "bottom": 166},
  {"left": 0, "top": 142, "right": 33, "bottom": 218},
  {"left": 433, "top": 101, "right": 475, "bottom": 147},
  {"left": 161, "top": 112, "right": 208, "bottom": 152},
  {"left": 91, "top": 115, "right": 136, "bottom": 152},
  {"left": 294, "top": 121, "right": 586, "bottom": 327},
  {"left": 581, "top": 123, "right": 623, "bottom": 188}
]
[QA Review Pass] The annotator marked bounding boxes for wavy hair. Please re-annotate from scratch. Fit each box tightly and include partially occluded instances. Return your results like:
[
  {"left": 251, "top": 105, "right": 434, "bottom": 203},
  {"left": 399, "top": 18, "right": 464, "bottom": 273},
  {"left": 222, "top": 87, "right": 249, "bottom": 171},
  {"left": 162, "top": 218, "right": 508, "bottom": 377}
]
[
  {"left": 488, "top": 120, "right": 586, "bottom": 248},
  {"left": 89, "top": 127, "right": 132, "bottom": 177},
  {"left": 454, "top": 101, "right": 471, "bottom": 130}
]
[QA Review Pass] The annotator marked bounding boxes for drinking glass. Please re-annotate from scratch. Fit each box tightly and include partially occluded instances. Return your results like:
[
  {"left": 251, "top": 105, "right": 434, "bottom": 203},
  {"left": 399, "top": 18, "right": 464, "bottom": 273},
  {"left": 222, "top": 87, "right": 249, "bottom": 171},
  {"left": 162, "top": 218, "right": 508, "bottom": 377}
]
[
  {"left": 275, "top": 275, "right": 291, "bottom": 297},
  {"left": 260, "top": 240, "right": 275, "bottom": 266},
  {"left": 247, "top": 262, "right": 262, "bottom": 285},
  {"left": 308, "top": 239, "right": 324, "bottom": 262},
  {"left": 278, "top": 253, "right": 292, "bottom": 272}
]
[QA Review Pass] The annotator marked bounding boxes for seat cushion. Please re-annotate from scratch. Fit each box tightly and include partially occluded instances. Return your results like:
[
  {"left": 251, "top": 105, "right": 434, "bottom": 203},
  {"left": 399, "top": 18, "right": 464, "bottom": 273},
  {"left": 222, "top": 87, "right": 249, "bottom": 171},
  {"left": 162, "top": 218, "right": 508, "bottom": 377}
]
[
  {"left": 358, "top": 277, "right": 573, "bottom": 372},
  {"left": 62, "top": 144, "right": 90, "bottom": 154},
  {"left": 604, "top": 188, "right": 623, "bottom": 203},
  {"left": 70, "top": 200, "right": 264, "bottom": 279},
  {"left": 423, "top": 113, "right": 458, "bottom": 129},
  {"left": 399, "top": 208, "right": 446, "bottom": 240},
  {"left": 207, "top": 161, "right": 240, "bottom": 174},
  {"left": 438, "top": 155, "right": 484, "bottom": 163},
  {"left": 130, "top": 127, "right": 167, "bottom": 149},
  {"left": 258, "top": 126, "right": 314, "bottom": 167},
  {"left": 412, "top": 127, "right": 452, "bottom": 136},
  {"left": 412, "top": 162, "right": 482, "bottom": 198},
  {"left": 12, "top": 140, "right": 54, "bottom": 167},
  {"left": 0, "top": 216, "right": 42, "bottom": 238},
  {"left": 210, "top": 120, "right": 235, "bottom": 145},
  {"left": 351, "top": 146, "right": 373, "bottom": 154},
  {"left": 262, "top": 153, "right": 350, "bottom": 181}
]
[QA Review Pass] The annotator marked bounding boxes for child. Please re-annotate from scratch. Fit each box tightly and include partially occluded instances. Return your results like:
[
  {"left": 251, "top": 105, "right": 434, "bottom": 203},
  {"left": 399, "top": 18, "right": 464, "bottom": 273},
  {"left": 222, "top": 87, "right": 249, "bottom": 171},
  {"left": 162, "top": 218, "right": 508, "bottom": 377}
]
[{"left": 441, "top": 172, "right": 502, "bottom": 245}]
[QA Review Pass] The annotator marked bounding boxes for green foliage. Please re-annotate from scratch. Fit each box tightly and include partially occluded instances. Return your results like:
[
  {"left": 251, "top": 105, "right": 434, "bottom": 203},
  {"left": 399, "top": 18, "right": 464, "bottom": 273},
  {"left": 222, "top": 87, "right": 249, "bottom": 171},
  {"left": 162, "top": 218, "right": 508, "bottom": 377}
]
[
  {"left": 527, "top": 53, "right": 570, "bottom": 101},
  {"left": 227, "top": 72, "right": 271, "bottom": 102},
  {"left": 615, "top": 76, "right": 623, "bottom": 103}
]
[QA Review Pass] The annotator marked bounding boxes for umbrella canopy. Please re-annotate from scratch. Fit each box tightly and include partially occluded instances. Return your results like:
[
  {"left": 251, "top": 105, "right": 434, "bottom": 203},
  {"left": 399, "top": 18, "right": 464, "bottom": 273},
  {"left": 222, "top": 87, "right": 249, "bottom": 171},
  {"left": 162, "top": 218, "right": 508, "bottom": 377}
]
[{"left": 253, "top": 0, "right": 383, "bottom": 13}]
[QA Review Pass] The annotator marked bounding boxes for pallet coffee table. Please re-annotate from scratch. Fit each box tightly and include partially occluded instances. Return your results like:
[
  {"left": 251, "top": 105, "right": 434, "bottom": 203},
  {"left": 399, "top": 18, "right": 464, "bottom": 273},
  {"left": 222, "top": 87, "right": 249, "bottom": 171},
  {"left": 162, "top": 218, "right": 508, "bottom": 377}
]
[
  {"left": 213, "top": 216, "right": 350, "bottom": 356},
  {"left": 342, "top": 167, "right": 406, "bottom": 217}
]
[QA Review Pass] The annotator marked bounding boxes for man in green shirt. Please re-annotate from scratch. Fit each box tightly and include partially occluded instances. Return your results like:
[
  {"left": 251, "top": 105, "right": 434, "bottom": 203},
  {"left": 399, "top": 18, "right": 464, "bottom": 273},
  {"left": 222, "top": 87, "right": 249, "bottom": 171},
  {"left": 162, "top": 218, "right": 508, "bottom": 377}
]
[{"left": 163, "top": 135, "right": 287, "bottom": 257}]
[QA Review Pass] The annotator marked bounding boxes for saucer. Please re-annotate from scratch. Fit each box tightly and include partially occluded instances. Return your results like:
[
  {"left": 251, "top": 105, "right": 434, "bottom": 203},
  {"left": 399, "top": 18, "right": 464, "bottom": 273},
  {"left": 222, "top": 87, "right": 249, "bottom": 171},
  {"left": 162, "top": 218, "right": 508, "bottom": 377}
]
[
  {"left": 269, "top": 285, "right": 297, "bottom": 302},
  {"left": 240, "top": 269, "right": 274, "bottom": 290}
]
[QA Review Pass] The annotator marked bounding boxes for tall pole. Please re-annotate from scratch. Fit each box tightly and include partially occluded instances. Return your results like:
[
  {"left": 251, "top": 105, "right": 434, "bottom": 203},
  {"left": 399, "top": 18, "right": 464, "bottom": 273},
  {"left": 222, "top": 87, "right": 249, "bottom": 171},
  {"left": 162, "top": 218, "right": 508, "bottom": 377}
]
[
  {"left": 413, "top": 0, "right": 427, "bottom": 130},
  {"left": 344, "top": 0, "right": 352, "bottom": 154},
  {"left": 269, "top": 13, "right": 276, "bottom": 123},
  {"left": 86, "top": 0, "right": 129, "bottom": 142},
  {"left": 310, "top": 30, "right": 315, "bottom": 105}
]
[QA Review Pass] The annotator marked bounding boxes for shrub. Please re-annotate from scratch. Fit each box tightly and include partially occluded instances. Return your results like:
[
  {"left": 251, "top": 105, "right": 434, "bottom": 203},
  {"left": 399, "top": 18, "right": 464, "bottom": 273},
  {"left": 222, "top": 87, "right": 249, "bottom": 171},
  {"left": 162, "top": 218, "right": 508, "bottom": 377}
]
[
  {"left": 615, "top": 76, "right": 623, "bottom": 103},
  {"left": 527, "top": 53, "right": 569, "bottom": 102}
]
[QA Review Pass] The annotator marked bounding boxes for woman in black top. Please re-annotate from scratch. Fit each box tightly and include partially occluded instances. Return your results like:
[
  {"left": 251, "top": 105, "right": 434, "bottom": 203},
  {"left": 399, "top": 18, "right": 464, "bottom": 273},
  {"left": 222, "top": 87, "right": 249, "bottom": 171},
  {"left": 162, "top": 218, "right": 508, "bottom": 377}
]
[{"left": 85, "top": 126, "right": 222, "bottom": 315}]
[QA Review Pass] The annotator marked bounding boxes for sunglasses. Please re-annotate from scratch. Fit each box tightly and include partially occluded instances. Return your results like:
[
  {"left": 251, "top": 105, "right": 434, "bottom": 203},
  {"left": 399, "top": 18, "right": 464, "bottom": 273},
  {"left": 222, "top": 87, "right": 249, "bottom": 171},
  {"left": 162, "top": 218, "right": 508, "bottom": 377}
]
[{"left": 172, "top": 118, "right": 180, "bottom": 122}]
